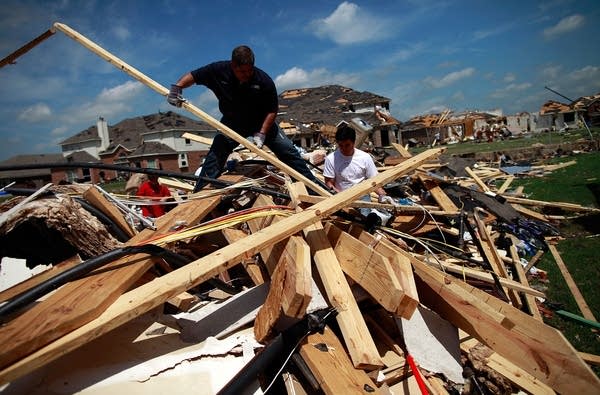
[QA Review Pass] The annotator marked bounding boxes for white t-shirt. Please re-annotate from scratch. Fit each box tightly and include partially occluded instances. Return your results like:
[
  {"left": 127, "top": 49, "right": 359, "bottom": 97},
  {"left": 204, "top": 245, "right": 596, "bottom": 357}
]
[{"left": 323, "top": 149, "right": 378, "bottom": 192}]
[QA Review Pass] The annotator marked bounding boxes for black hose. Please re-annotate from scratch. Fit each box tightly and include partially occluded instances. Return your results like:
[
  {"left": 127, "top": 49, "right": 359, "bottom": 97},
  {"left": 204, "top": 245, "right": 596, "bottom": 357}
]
[
  {"left": 0, "top": 244, "right": 191, "bottom": 322},
  {"left": 74, "top": 197, "right": 131, "bottom": 242}
]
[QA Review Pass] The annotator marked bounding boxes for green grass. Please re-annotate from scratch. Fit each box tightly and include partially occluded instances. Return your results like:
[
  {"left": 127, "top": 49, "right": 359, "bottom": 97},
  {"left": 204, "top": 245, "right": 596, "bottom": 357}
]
[
  {"left": 410, "top": 127, "right": 600, "bottom": 156},
  {"left": 511, "top": 152, "right": 600, "bottom": 372}
]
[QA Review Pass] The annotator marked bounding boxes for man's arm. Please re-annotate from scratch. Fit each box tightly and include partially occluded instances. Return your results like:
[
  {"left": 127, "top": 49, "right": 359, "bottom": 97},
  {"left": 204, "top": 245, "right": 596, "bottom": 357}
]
[
  {"left": 259, "top": 111, "right": 277, "bottom": 135},
  {"left": 324, "top": 177, "right": 340, "bottom": 193},
  {"left": 174, "top": 72, "right": 196, "bottom": 89}
]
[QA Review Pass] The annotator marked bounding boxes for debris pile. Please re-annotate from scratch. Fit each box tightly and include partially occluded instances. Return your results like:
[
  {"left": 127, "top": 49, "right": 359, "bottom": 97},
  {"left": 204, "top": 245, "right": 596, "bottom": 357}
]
[{"left": 1, "top": 145, "right": 599, "bottom": 394}]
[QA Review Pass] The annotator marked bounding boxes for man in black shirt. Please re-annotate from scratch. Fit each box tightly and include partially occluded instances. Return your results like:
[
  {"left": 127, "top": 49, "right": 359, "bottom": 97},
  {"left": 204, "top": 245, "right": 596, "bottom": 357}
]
[{"left": 167, "top": 45, "right": 317, "bottom": 192}]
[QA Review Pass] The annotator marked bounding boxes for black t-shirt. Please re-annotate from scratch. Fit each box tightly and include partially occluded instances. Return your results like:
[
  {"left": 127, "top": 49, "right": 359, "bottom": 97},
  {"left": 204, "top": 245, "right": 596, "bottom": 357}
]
[{"left": 191, "top": 61, "right": 278, "bottom": 136}]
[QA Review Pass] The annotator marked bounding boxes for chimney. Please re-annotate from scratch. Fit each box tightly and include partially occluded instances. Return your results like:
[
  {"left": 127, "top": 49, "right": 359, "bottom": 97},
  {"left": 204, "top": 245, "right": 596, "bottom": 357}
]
[{"left": 97, "top": 116, "right": 110, "bottom": 151}]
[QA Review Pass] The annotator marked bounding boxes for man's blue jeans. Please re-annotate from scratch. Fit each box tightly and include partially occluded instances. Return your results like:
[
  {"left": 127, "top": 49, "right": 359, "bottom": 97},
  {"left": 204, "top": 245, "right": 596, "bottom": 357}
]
[{"left": 194, "top": 126, "right": 316, "bottom": 192}]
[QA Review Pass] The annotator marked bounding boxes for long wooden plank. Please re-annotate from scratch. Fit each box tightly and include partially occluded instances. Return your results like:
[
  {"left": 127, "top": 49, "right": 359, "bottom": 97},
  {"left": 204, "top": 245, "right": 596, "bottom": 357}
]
[
  {"left": 547, "top": 243, "right": 597, "bottom": 321},
  {"left": 299, "top": 326, "right": 382, "bottom": 395},
  {"left": 508, "top": 237, "right": 543, "bottom": 321},
  {"left": 289, "top": 183, "right": 383, "bottom": 369},
  {"left": 221, "top": 228, "right": 265, "bottom": 285},
  {"left": 473, "top": 209, "right": 522, "bottom": 308},
  {"left": 418, "top": 175, "right": 459, "bottom": 212},
  {"left": 0, "top": 191, "right": 223, "bottom": 370},
  {"left": 0, "top": 148, "right": 443, "bottom": 383},
  {"left": 403, "top": 251, "right": 600, "bottom": 394},
  {"left": 52, "top": 22, "right": 331, "bottom": 197}
]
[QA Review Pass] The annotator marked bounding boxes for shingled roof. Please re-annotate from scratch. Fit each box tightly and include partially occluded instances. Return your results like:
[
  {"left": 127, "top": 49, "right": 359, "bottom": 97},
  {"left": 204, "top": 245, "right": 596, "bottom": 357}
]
[
  {"left": 0, "top": 153, "right": 65, "bottom": 178},
  {"left": 60, "top": 111, "right": 215, "bottom": 154},
  {"left": 277, "top": 85, "right": 392, "bottom": 127},
  {"left": 127, "top": 141, "right": 177, "bottom": 158}
]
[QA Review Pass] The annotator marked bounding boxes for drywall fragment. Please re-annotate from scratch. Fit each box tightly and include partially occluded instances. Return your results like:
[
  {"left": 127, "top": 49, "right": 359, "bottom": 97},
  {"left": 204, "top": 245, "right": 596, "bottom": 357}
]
[{"left": 397, "top": 305, "right": 464, "bottom": 384}]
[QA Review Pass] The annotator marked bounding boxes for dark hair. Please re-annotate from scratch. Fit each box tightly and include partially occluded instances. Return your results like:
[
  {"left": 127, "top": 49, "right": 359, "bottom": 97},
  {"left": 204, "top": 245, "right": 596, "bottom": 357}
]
[
  {"left": 335, "top": 125, "right": 356, "bottom": 142},
  {"left": 231, "top": 45, "right": 255, "bottom": 66}
]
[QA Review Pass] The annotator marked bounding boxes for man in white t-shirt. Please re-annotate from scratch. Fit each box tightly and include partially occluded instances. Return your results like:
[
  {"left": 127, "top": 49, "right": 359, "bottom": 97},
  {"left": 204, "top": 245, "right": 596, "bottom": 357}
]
[{"left": 323, "top": 125, "right": 395, "bottom": 229}]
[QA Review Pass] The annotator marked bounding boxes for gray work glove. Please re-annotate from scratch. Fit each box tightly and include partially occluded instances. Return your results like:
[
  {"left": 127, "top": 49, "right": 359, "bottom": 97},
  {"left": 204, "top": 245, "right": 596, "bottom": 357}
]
[
  {"left": 167, "top": 84, "right": 185, "bottom": 107},
  {"left": 252, "top": 132, "right": 266, "bottom": 149}
]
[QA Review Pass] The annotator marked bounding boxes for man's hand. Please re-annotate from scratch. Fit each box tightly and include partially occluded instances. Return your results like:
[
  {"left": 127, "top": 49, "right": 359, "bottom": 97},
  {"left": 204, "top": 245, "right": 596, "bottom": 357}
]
[
  {"left": 167, "top": 84, "right": 185, "bottom": 107},
  {"left": 378, "top": 195, "right": 396, "bottom": 206},
  {"left": 252, "top": 132, "right": 266, "bottom": 149}
]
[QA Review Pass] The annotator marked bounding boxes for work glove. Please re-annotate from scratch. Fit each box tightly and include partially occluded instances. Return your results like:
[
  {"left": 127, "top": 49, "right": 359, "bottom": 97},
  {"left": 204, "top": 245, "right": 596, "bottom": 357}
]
[
  {"left": 167, "top": 84, "right": 185, "bottom": 107},
  {"left": 378, "top": 195, "right": 396, "bottom": 206},
  {"left": 252, "top": 132, "right": 266, "bottom": 149}
]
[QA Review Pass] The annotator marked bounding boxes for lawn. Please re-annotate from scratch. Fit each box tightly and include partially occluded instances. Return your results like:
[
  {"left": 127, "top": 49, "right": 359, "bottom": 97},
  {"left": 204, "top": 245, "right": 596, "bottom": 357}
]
[{"left": 508, "top": 151, "right": 600, "bottom": 373}]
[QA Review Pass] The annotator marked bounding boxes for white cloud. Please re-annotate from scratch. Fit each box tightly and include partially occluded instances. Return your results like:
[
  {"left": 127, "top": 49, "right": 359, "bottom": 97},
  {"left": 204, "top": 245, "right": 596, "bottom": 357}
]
[
  {"left": 17, "top": 103, "right": 52, "bottom": 122},
  {"left": 275, "top": 67, "right": 360, "bottom": 91},
  {"left": 58, "top": 81, "right": 146, "bottom": 126},
  {"left": 503, "top": 73, "right": 516, "bottom": 83},
  {"left": 311, "top": 2, "right": 391, "bottom": 45},
  {"left": 424, "top": 67, "right": 475, "bottom": 88},
  {"left": 543, "top": 14, "right": 584, "bottom": 38},
  {"left": 112, "top": 25, "right": 131, "bottom": 41},
  {"left": 567, "top": 65, "right": 599, "bottom": 82},
  {"left": 490, "top": 82, "right": 533, "bottom": 99},
  {"left": 541, "top": 65, "right": 562, "bottom": 80}
]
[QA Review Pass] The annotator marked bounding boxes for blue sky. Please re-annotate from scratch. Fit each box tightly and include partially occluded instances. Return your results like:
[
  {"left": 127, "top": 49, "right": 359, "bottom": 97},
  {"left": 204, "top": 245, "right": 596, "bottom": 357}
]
[{"left": 1, "top": 0, "right": 599, "bottom": 161}]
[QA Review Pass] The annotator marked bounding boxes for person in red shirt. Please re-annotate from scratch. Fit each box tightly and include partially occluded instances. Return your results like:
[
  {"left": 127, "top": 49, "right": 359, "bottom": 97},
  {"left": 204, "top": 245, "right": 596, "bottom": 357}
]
[{"left": 136, "top": 174, "right": 172, "bottom": 218}]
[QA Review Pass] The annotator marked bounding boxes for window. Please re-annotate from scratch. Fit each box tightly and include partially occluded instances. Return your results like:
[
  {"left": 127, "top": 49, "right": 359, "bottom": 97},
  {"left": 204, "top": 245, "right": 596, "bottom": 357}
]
[
  {"left": 185, "top": 138, "right": 191, "bottom": 145},
  {"left": 147, "top": 159, "right": 157, "bottom": 169}
]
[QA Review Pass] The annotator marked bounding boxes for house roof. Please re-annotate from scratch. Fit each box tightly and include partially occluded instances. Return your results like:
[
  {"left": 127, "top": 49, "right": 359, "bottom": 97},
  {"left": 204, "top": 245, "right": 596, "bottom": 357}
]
[
  {"left": 127, "top": 142, "right": 177, "bottom": 158},
  {"left": 0, "top": 153, "right": 65, "bottom": 179},
  {"left": 61, "top": 111, "right": 216, "bottom": 153},
  {"left": 277, "top": 85, "right": 392, "bottom": 128}
]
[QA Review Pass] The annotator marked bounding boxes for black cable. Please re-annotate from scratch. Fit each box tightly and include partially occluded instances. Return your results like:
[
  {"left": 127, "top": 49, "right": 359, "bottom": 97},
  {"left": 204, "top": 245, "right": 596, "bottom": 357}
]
[
  {"left": 0, "top": 244, "right": 191, "bottom": 322},
  {"left": 73, "top": 197, "right": 131, "bottom": 242},
  {"left": 0, "top": 162, "right": 290, "bottom": 200}
]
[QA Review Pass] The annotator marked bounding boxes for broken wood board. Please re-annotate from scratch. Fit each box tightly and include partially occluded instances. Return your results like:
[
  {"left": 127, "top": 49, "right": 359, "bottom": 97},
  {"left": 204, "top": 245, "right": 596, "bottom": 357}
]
[
  {"left": 392, "top": 142, "right": 412, "bottom": 158},
  {"left": 83, "top": 185, "right": 135, "bottom": 238},
  {"left": 0, "top": 184, "right": 225, "bottom": 371},
  {"left": 402, "top": 251, "right": 600, "bottom": 394},
  {"left": 324, "top": 223, "right": 405, "bottom": 313},
  {"left": 181, "top": 131, "right": 214, "bottom": 146},
  {"left": 547, "top": 243, "right": 597, "bottom": 322},
  {"left": 460, "top": 331, "right": 555, "bottom": 395},
  {"left": 0, "top": 148, "right": 443, "bottom": 383},
  {"left": 418, "top": 175, "right": 459, "bottom": 212},
  {"left": 254, "top": 235, "right": 311, "bottom": 342},
  {"left": 298, "top": 326, "right": 381, "bottom": 394}
]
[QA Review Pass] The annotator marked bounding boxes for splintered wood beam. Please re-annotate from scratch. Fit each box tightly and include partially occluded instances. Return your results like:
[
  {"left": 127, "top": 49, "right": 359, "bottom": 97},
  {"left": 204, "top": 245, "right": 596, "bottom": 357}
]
[
  {"left": 52, "top": 22, "right": 331, "bottom": 197},
  {"left": 459, "top": 331, "right": 555, "bottom": 395},
  {"left": 343, "top": 224, "right": 419, "bottom": 319},
  {"left": 299, "top": 326, "right": 382, "bottom": 395},
  {"left": 405, "top": 251, "right": 600, "bottom": 394},
  {"left": 547, "top": 244, "right": 597, "bottom": 322},
  {"left": 83, "top": 185, "right": 135, "bottom": 238},
  {"left": 504, "top": 196, "right": 600, "bottom": 213},
  {"left": 254, "top": 235, "right": 311, "bottom": 343},
  {"left": 508, "top": 236, "right": 543, "bottom": 321},
  {"left": 0, "top": 148, "right": 442, "bottom": 383},
  {"left": 497, "top": 175, "right": 515, "bottom": 194},
  {"left": 418, "top": 175, "right": 459, "bottom": 212},
  {"left": 325, "top": 223, "right": 404, "bottom": 313},
  {"left": 465, "top": 166, "right": 491, "bottom": 192},
  {"left": 474, "top": 208, "right": 522, "bottom": 308},
  {"left": 392, "top": 142, "right": 413, "bottom": 158}
]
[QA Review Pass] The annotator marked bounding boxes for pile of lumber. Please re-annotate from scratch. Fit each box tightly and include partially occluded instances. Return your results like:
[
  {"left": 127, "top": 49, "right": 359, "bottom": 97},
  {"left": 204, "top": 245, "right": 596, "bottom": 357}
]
[{"left": 0, "top": 147, "right": 599, "bottom": 394}]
